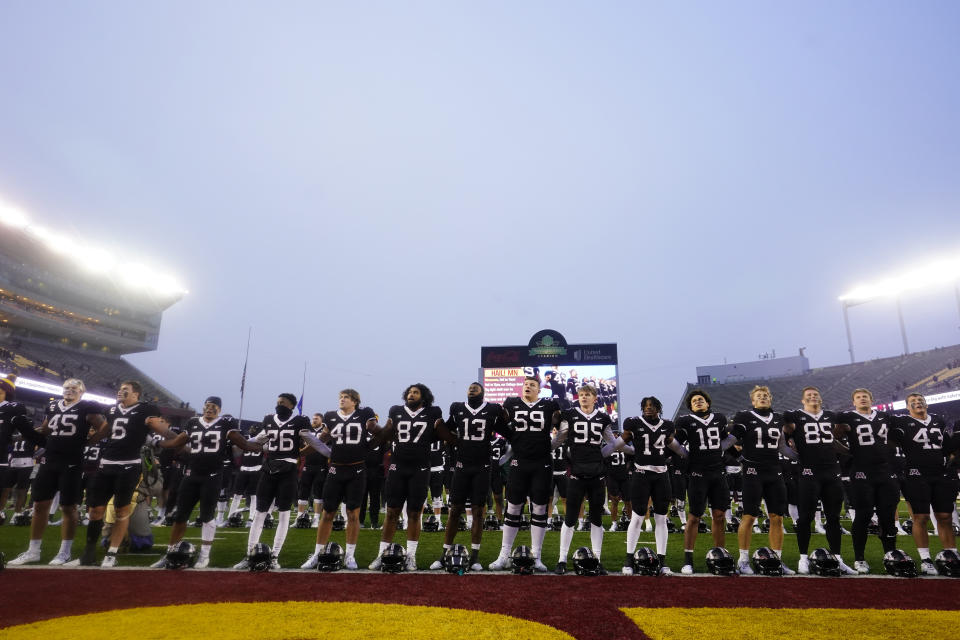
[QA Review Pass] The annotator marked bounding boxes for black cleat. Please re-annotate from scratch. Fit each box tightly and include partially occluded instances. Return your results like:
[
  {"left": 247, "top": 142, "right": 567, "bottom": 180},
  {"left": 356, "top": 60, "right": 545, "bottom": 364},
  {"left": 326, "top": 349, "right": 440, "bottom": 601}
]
[{"left": 554, "top": 561, "right": 567, "bottom": 575}]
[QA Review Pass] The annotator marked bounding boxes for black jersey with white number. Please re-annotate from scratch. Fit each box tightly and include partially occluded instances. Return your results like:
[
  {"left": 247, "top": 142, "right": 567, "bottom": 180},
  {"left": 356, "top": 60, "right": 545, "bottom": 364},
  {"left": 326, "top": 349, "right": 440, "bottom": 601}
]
[
  {"left": 502, "top": 397, "right": 561, "bottom": 462},
  {"left": 447, "top": 401, "right": 504, "bottom": 467},
  {"left": 890, "top": 414, "right": 954, "bottom": 474},
  {"left": 10, "top": 435, "right": 37, "bottom": 462},
  {"left": 323, "top": 407, "right": 377, "bottom": 465},
  {"left": 674, "top": 413, "right": 729, "bottom": 472},
  {"left": 259, "top": 413, "right": 309, "bottom": 472},
  {"left": 387, "top": 405, "right": 443, "bottom": 468},
  {"left": 552, "top": 442, "right": 568, "bottom": 473},
  {"left": 100, "top": 402, "right": 161, "bottom": 463},
  {"left": 183, "top": 416, "right": 239, "bottom": 475},
  {"left": 240, "top": 446, "right": 263, "bottom": 469},
  {"left": 605, "top": 444, "right": 630, "bottom": 476},
  {"left": 0, "top": 401, "right": 29, "bottom": 463},
  {"left": 731, "top": 410, "right": 785, "bottom": 469},
  {"left": 302, "top": 427, "right": 328, "bottom": 469},
  {"left": 836, "top": 410, "right": 893, "bottom": 472},
  {"left": 562, "top": 407, "right": 614, "bottom": 477},
  {"left": 782, "top": 409, "right": 841, "bottom": 470},
  {"left": 623, "top": 416, "right": 676, "bottom": 467},
  {"left": 490, "top": 435, "right": 507, "bottom": 465},
  {"left": 42, "top": 399, "right": 103, "bottom": 465}
]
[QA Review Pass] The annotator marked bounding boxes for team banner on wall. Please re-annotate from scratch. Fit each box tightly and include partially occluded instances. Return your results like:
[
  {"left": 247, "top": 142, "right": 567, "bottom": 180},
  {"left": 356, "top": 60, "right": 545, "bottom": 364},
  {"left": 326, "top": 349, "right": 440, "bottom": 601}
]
[{"left": 480, "top": 330, "right": 618, "bottom": 416}]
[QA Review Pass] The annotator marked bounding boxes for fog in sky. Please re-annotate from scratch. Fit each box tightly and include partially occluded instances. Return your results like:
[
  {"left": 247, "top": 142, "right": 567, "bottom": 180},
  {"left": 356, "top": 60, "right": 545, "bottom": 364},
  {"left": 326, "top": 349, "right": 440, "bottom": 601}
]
[{"left": 2, "top": 1, "right": 959, "bottom": 418}]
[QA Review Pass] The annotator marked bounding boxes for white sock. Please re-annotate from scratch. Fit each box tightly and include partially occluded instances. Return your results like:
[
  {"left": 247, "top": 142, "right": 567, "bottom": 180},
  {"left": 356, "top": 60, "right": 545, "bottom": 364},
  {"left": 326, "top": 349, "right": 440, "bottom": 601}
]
[
  {"left": 198, "top": 545, "right": 210, "bottom": 559},
  {"left": 918, "top": 547, "right": 930, "bottom": 560},
  {"left": 345, "top": 543, "right": 356, "bottom": 559},
  {"left": 156, "top": 507, "right": 166, "bottom": 518},
  {"left": 501, "top": 523, "right": 519, "bottom": 557},
  {"left": 800, "top": 553, "right": 808, "bottom": 562},
  {"left": 58, "top": 539, "right": 73, "bottom": 555},
  {"left": 378, "top": 541, "right": 389, "bottom": 555},
  {"left": 530, "top": 522, "right": 547, "bottom": 559},
  {"left": 558, "top": 523, "right": 575, "bottom": 562},
  {"left": 739, "top": 549, "right": 750, "bottom": 563},
  {"left": 271, "top": 511, "right": 291, "bottom": 555},
  {"left": 406, "top": 540, "right": 418, "bottom": 557},
  {"left": 29, "top": 539, "right": 42, "bottom": 553},
  {"left": 626, "top": 512, "right": 644, "bottom": 554},
  {"left": 249, "top": 496, "right": 258, "bottom": 516},
  {"left": 314, "top": 543, "right": 324, "bottom": 554},
  {"left": 247, "top": 511, "right": 266, "bottom": 552},
  {"left": 788, "top": 504, "right": 799, "bottom": 522},
  {"left": 653, "top": 513, "right": 668, "bottom": 556},
  {"left": 590, "top": 524, "right": 603, "bottom": 559},
  {"left": 228, "top": 495, "right": 242, "bottom": 516},
  {"left": 201, "top": 519, "right": 217, "bottom": 545},
  {"left": 216, "top": 501, "right": 227, "bottom": 518},
  {"left": 725, "top": 509, "right": 732, "bottom": 523}
]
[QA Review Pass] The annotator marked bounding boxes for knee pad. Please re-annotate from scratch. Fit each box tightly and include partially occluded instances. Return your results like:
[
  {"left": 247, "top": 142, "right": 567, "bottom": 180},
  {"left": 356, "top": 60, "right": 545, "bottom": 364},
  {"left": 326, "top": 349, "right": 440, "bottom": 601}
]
[
  {"left": 530, "top": 503, "right": 547, "bottom": 517},
  {"left": 506, "top": 502, "right": 523, "bottom": 516}
]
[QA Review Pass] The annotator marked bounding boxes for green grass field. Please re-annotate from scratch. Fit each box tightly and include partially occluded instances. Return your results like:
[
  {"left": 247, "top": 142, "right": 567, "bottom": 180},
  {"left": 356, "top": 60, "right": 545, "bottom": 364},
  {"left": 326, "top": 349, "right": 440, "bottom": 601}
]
[{"left": 0, "top": 503, "right": 949, "bottom": 574}]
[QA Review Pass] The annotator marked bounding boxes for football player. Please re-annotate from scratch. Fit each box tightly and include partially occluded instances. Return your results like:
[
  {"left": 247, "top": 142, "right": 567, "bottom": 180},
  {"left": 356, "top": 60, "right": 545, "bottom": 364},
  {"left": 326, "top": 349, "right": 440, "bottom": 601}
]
[
  {"left": 673, "top": 389, "right": 733, "bottom": 574},
  {"left": 889, "top": 393, "right": 959, "bottom": 575},
  {"left": 729, "top": 385, "right": 796, "bottom": 575},
  {"left": 155, "top": 396, "right": 262, "bottom": 568},
  {"left": 489, "top": 376, "right": 562, "bottom": 572},
  {"left": 834, "top": 388, "right": 898, "bottom": 573},
  {"left": 620, "top": 396, "right": 687, "bottom": 575},
  {"left": 488, "top": 433, "right": 507, "bottom": 521},
  {"left": 0, "top": 376, "right": 41, "bottom": 523},
  {"left": 430, "top": 382, "right": 505, "bottom": 571},
  {"left": 300, "top": 389, "right": 378, "bottom": 570},
  {"left": 81, "top": 380, "right": 173, "bottom": 567},
  {"left": 553, "top": 385, "right": 621, "bottom": 574},
  {"left": 297, "top": 412, "right": 329, "bottom": 526},
  {"left": 367, "top": 384, "right": 451, "bottom": 571},
  {"left": 227, "top": 439, "right": 263, "bottom": 524},
  {"left": 238, "top": 393, "right": 310, "bottom": 569},
  {"left": 9, "top": 379, "right": 106, "bottom": 566},
  {"left": 604, "top": 426, "right": 632, "bottom": 531},
  {"left": 783, "top": 387, "right": 855, "bottom": 574}
]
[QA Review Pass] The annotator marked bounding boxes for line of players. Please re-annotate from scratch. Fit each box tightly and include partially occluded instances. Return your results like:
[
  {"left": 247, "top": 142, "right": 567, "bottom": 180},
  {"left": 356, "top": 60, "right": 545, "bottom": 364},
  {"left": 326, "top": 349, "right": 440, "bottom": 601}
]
[{"left": 2, "top": 373, "right": 959, "bottom": 576}]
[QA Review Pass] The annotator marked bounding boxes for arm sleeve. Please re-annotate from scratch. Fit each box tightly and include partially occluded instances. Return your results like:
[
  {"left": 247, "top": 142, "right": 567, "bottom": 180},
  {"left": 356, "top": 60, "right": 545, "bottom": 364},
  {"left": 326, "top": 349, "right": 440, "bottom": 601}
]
[
  {"left": 720, "top": 434, "right": 738, "bottom": 451},
  {"left": 667, "top": 438, "right": 688, "bottom": 458},
  {"left": 778, "top": 437, "right": 798, "bottom": 460},
  {"left": 498, "top": 443, "right": 513, "bottom": 466},
  {"left": 600, "top": 426, "right": 623, "bottom": 457},
  {"left": 551, "top": 421, "right": 569, "bottom": 449},
  {"left": 300, "top": 431, "right": 332, "bottom": 457}
]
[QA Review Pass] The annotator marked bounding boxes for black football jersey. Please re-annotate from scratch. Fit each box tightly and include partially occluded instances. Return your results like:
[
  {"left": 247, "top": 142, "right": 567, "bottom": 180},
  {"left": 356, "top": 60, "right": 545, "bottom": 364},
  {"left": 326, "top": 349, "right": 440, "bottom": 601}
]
[
  {"left": 183, "top": 416, "right": 240, "bottom": 475},
  {"left": 302, "top": 427, "right": 328, "bottom": 468},
  {"left": 562, "top": 407, "right": 614, "bottom": 477},
  {"left": 836, "top": 410, "right": 893, "bottom": 472},
  {"left": 490, "top": 436, "right": 507, "bottom": 464},
  {"left": 605, "top": 446, "right": 630, "bottom": 475},
  {"left": 0, "top": 401, "right": 28, "bottom": 462},
  {"left": 623, "top": 416, "right": 676, "bottom": 467},
  {"left": 323, "top": 407, "right": 377, "bottom": 465},
  {"left": 42, "top": 399, "right": 104, "bottom": 465},
  {"left": 240, "top": 446, "right": 263, "bottom": 469},
  {"left": 10, "top": 435, "right": 37, "bottom": 462},
  {"left": 674, "top": 413, "right": 729, "bottom": 472},
  {"left": 429, "top": 439, "right": 446, "bottom": 469},
  {"left": 258, "top": 413, "right": 309, "bottom": 468},
  {"left": 782, "top": 410, "right": 841, "bottom": 470},
  {"left": 100, "top": 402, "right": 161, "bottom": 463},
  {"left": 731, "top": 410, "right": 785, "bottom": 469},
  {"left": 891, "top": 414, "right": 953, "bottom": 473},
  {"left": 502, "top": 397, "right": 561, "bottom": 462},
  {"left": 82, "top": 440, "right": 104, "bottom": 473},
  {"left": 447, "top": 401, "right": 504, "bottom": 467},
  {"left": 552, "top": 442, "right": 568, "bottom": 472},
  {"left": 387, "top": 405, "right": 443, "bottom": 468}
]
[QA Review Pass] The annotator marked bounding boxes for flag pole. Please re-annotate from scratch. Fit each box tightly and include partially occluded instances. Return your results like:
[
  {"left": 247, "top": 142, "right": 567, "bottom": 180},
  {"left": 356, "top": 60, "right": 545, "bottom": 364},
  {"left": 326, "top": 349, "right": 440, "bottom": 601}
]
[
  {"left": 237, "top": 327, "right": 252, "bottom": 429},
  {"left": 297, "top": 361, "right": 307, "bottom": 415}
]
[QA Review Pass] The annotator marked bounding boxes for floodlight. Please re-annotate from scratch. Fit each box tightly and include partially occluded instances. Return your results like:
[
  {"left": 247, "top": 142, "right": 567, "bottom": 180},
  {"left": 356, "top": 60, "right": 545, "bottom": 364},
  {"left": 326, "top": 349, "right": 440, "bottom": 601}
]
[
  {"left": 839, "top": 254, "right": 960, "bottom": 303},
  {"left": 0, "top": 201, "right": 29, "bottom": 229}
]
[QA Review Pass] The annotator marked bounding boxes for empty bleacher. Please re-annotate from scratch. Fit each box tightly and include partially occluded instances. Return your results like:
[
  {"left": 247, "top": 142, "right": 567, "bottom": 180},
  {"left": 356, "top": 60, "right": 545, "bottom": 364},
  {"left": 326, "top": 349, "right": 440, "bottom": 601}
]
[{"left": 674, "top": 343, "right": 960, "bottom": 418}]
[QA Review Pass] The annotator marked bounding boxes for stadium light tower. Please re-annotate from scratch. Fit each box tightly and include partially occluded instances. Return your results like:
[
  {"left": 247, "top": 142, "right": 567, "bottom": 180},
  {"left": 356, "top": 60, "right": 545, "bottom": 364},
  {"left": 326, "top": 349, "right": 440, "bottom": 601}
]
[{"left": 839, "top": 253, "right": 960, "bottom": 363}]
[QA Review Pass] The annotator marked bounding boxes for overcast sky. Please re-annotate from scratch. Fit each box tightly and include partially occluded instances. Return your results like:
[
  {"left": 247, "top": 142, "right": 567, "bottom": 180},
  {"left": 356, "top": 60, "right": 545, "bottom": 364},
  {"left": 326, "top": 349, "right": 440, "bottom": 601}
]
[{"left": 2, "top": 1, "right": 959, "bottom": 418}]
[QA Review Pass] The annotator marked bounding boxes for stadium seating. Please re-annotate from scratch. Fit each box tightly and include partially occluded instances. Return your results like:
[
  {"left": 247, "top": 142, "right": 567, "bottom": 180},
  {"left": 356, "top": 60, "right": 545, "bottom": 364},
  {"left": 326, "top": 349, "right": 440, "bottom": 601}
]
[
  {"left": 675, "top": 343, "right": 960, "bottom": 417},
  {"left": 0, "top": 337, "right": 183, "bottom": 409}
]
